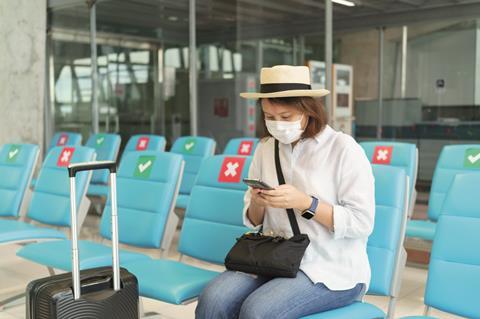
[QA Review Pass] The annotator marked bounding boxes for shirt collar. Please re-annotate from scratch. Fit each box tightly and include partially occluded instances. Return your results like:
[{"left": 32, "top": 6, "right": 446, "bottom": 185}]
[{"left": 313, "top": 125, "right": 334, "bottom": 144}]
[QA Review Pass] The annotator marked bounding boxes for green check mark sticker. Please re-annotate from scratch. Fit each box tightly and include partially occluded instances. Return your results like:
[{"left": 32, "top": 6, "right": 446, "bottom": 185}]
[
  {"left": 184, "top": 139, "right": 196, "bottom": 153},
  {"left": 464, "top": 148, "right": 480, "bottom": 168},
  {"left": 96, "top": 135, "right": 105, "bottom": 146},
  {"left": 6, "top": 145, "right": 21, "bottom": 163},
  {"left": 134, "top": 155, "right": 156, "bottom": 178}
]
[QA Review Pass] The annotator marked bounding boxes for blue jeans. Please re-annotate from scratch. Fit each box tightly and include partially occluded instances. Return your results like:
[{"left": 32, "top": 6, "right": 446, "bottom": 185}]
[{"left": 195, "top": 270, "right": 365, "bottom": 319}]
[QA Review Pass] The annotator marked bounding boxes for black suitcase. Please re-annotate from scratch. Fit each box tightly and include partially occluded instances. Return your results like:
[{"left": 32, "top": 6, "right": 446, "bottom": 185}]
[{"left": 26, "top": 161, "right": 139, "bottom": 319}]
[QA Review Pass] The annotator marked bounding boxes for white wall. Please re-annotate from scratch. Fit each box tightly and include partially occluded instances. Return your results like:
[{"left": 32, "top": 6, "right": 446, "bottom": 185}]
[
  {"left": 338, "top": 21, "right": 478, "bottom": 107},
  {"left": 476, "top": 20, "right": 480, "bottom": 106},
  {"left": 404, "top": 27, "right": 476, "bottom": 106},
  {"left": 0, "top": 0, "right": 46, "bottom": 150}
]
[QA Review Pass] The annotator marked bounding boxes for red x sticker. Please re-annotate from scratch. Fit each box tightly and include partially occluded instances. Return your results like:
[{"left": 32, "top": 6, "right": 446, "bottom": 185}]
[
  {"left": 136, "top": 137, "right": 150, "bottom": 151},
  {"left": 372, "top": 146, "right": 393, "bottom": 165},
  {"left": 237, "top": 141, "right": 254, "bottom": 155},
  {"left": 57, "top": 134, "right": 69, "bottom": 146},
  {"left": 218, "top": 157, "right": 246, "bottom": 183},
  {"left": 57, "top": 147, "right": 75, "bottom": 167}
]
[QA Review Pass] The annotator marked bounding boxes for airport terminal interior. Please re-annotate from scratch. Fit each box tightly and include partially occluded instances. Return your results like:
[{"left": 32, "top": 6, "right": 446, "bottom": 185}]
[{"left": 1, "top": 0, "right": 480, "bottom": 318}]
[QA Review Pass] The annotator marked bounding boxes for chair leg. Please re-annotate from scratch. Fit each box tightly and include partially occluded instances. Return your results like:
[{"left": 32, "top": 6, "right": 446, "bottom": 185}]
[
  {"left": 47, "top": 267, "right": 55, "bottom": 276},
  {"left": 0, "top": 292, "right": 25, "bottom": 311},
  {"left": 423, "top": 306, "right": 431, "bottom": 316},
  {"left": 386, "top": 296, "right": 397, "bottom": 319},
  {"left": 159, "top": 249, "right": 168, "bottom": 259},
  {"left": 139, "top": 297, "right": 145, "bottom": 317},
  {"left": 160, "top": 211, "right": 179, "bottom": 253}
]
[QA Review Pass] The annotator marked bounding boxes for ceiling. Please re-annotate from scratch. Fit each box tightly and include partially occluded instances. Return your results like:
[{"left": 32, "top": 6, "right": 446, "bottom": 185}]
[{"left": 48, "top": 0, "right": 480, "bottom": 44}]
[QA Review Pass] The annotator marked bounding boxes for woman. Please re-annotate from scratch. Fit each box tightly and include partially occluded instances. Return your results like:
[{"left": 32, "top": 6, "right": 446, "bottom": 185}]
[{"left": 196, "top": 65, "right": 375, "bottom": 319}]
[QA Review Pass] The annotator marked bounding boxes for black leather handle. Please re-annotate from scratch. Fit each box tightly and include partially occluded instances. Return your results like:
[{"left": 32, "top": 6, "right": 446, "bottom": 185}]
[
  {"left": 68, "top": 161, "right": 117, "bottom": 177},
  {"left": 274, "top": 140, "right": 302, "bottom": 236}
]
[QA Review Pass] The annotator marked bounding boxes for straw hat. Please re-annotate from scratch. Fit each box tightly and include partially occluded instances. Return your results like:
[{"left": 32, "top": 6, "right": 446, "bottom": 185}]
[{"left": 240, "top": 65, "right": 330, "bottom": 99}]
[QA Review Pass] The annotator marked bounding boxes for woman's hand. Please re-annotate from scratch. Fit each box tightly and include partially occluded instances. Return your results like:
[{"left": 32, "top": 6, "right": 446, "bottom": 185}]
[
  {"left": 260, "top": 184, "right": 312, "bottom": 211},
  {"left": 250, "top": 188, "right": 270, "bottom": 207}
]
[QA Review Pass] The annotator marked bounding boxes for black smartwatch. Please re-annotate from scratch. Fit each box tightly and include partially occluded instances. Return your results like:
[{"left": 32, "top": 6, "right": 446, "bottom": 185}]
[{"left": 301, "top": 196, "right": 319, "bottom": 220}]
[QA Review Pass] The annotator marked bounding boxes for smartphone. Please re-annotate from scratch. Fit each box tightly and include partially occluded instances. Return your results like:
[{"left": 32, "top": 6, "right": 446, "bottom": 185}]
[{"left": 243, "top": 178, "right": 275, "bottom": 190}]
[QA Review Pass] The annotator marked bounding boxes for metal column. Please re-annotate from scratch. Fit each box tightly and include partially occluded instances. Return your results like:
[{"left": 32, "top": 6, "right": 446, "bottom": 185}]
[
  {"left": 189, "top": 0, "right": 198, "bottom": 136},
  {"left": 400, "top": 26, "right": 408, "bottom": 98},
  {"left": 159, "top": 48, "right": 166, "bottom": 136},
  {"left": 299, "top": 35, "right": 305, "bottom": 66},
  {"left": 476, "top": 20, "right": 480, "bottom": 105},
  {"left": 152, "top": 47, "right": 162, "bottom": 134},
  {"left": 325, "top": 0, "right": 333, "bottom": 122},
  {"left": 88, "top": 0, "right": 99, "bottom": 134},
  {"left": 256, "top": 40, "right": 263, "bottom": 74},
  {"left": 44, "top": 28, "right": 55, "bottom": 157},
  {"left": 377, "top": 27, "right": 385, "bottom": 139}
]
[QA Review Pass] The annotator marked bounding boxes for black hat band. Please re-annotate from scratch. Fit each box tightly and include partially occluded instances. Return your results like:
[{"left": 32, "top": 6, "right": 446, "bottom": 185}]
[{"left": 260, "top": 83, "right": 311, "bottom": 93}]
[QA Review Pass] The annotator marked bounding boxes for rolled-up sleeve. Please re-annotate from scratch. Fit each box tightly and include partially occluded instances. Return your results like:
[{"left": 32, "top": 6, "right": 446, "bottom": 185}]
[
  {"left": 333, "top": 144, "right": 375, "bottom": 240},
  {"left": 242, "top": 143, "right": 263, "bottom": 229}
]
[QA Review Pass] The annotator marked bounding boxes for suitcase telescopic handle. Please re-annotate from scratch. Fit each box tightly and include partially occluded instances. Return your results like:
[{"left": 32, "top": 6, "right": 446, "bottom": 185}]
[
  {"left": 68, "top": 161, "right": 117, "bottom": 177},
  {"left": 67, "top": 161, "right": 120, "bottom": 300}
]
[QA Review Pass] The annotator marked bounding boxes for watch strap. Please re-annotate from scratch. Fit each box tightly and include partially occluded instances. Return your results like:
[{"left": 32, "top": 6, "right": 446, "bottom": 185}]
[{"left": 309, "top": 196, "right": 319, "bottom": 213}]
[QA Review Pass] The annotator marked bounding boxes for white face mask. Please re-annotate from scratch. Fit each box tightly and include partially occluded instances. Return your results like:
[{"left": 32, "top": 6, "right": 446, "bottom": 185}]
[{"left": 265, "top": 115, "right": 305, "bottom": 144}]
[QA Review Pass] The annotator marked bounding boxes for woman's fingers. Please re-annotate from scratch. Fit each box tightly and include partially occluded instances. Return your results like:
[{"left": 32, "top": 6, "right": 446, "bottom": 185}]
[
  {"left": 254, "top": 197, "right": 270, "bottom": 207},
  {"left": 261, "top": 189, "right": 284, "bottom": 197},
  {"left": 260, "top": 194, "right": 289, "bottom": 207},
  {"left": 252, "top": 186, "right": 296, "bottom": 208}
]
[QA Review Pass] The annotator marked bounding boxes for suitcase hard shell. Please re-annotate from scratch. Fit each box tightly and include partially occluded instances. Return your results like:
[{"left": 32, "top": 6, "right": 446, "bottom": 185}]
[
  {"left": 26, "top": 267, "right": 138, "bottom": 318},
  {"left": 25, "top": 161, "right": 139, "bottom": 319}
]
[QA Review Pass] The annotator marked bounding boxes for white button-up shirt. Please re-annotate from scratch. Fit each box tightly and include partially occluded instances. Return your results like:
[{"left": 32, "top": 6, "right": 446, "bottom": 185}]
[{"left": 243, "top": 125, "right": 375, "bottom": 291}]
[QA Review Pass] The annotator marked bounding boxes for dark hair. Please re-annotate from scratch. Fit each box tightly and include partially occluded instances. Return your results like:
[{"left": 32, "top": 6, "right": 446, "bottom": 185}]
[{"left": 258, "top": 97, "right": 328, "bottom": 139}]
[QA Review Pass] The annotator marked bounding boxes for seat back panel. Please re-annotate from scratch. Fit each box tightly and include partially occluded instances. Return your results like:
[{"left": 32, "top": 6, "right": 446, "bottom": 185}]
[
  {"left": 360, "top": 141, "right": 416, "bottom": 201},
  {"left": 171, "top": 137, "right": 216, "bottom": 200},
  {"left": 86, "top": 133, "right": 121, "bottom": 184},
  {"left": 187, "top": 186, "right": 245, "bottom": 226},
  {"left": 425, "top": 173, "right": 480, "bottom": 317},
  {"left": 124, "top": 135, "right": 166, "bottom": 153},
  {"left": 366, "top": 165, "right": 407, "bottom": 296},
  {"left": 223, "top": 138, "right": 259, "bottom": 156},
  {"left": 48, "top": 132, "right": 82, "bottom": 152},
  {"left": 179, "top": 218, "right": 248, "bottom": 264},
  {"left": 428, "top": 144, "right": 480, "bottom": 221},
  {"left": 178, "top": 155, "right": 251, "bottom": 263},
  {"left": 0, "top": 143, "right": 39, "bottom": 217},
  {"left": 99, "top": 151, "right": 183, "bottom": 248},
  {"left": 27, "top": 146, "right": 95, "bottom": 227}
]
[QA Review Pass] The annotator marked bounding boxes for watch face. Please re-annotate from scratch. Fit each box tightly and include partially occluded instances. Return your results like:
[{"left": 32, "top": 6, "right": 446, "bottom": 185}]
[{"left": 302, "top": 210, "right": 315, "bottom": 220}]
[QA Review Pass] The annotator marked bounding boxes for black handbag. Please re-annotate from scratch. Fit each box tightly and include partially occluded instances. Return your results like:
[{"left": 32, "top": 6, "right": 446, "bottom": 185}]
[{"left": 224, "top": 140, "right": 310, "bottom": 278}]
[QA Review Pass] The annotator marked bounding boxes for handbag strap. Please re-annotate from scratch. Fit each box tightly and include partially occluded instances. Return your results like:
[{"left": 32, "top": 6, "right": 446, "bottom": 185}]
[{"left": 274, "top": 140, "right": 301, "bottom": 236}]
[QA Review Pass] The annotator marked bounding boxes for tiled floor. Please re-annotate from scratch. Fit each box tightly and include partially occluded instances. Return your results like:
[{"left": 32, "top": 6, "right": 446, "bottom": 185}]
[{"left": 0, "top": 211, "right": 463, "bottom": 319}]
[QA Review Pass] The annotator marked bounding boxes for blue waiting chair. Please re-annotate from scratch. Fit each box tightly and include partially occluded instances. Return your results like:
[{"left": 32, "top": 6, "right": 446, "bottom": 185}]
[
  {"left": 86, "top": 133, "right": 121, "bottom": 197},
  {"left": 17, "top": 151, "right": 184, "bottom": 272},
  {"left": 401, "top": 173, "right": 480, "bottom": 319},
  {"left": 0, "top": 146, "right": 94, "bottom": 245},
  {"left": 124, "top": 134, "right": 166, "bottom": 153},
  {"left": 171, "top": 136, "right": 216, "bottom": 209},
  {"left": 88, "top": 134, "right": 161, "bottom": 197},
  {"left": 0, "top": 146, "right": 94, "bottom": 309},
  {"left": 0, "top": 143, "right": 39, "bottom": 219},
  {"left": 302, "top": 165, "right": 409, "bottom": 319},
  {"left": 48, "top": 131, "right": 83, "bottom": 152},
  {"left": 407, "top": 144, "right": 480, "bottom": 241},
  {"left": 123, "top": 155, "right": 250, "bottom": 305},
  {"left": 223, "top": 137, "right": 259, "bottom": 156},
  {"left": 31, "top": 131, "right": 83, "bottom": 188},
  {"left": 360, "top": 141, "right": 418, "bottom": 218}
]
